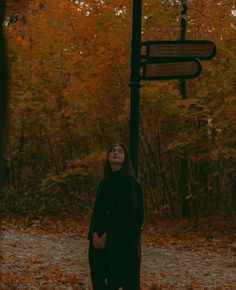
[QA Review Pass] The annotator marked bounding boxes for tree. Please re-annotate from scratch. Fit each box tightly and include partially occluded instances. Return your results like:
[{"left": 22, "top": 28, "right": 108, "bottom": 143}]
[{"left": 0, "top": 0, "right": 9, "bottom": 220}]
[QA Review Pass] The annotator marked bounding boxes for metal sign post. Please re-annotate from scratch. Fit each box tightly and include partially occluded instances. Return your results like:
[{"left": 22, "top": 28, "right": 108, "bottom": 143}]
[
  {"left": 129, "top": 0, "right": 142, "bottom": 175},
  {"left": 180, "top": 0, "right": 187, "bottom": 99},
  {"left": 129, "top": 0, "right": 216, "bottom": 176}
]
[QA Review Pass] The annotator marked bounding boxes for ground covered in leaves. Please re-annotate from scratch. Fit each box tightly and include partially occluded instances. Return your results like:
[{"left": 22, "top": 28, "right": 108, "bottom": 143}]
[{"left": 0, "top": 217, "right": 236, "bottom": 289}]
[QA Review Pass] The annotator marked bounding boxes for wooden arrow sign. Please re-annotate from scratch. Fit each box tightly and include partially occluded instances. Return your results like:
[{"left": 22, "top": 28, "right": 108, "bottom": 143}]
[
  {"left": 142, "top": 40, "right": 216, "bottom": 60},
  {"left": 141, "top": 57, "right": 201, "bottom": 80}
]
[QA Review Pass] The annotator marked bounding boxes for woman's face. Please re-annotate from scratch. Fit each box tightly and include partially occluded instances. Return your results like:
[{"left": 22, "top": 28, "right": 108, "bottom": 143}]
[{"left": 108, "top": 145, "right": 125, "bottom": 168}]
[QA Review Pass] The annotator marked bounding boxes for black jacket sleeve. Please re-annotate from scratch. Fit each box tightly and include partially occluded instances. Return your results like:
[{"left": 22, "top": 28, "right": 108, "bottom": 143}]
[
  {"left": 124, "top": 177, "right": 144, "bottom": 245},
  {"left": 136, "top": 180, "right": 144, "bottom": 232},
  {"left": 133, "top": 178, "right": 144, "bottom": 233},
  {"left": 87, "top": 180, "right": 106, "bottom": 240},
  {"left": 121, "top": 176, "right": 144, "bottom": 245}
]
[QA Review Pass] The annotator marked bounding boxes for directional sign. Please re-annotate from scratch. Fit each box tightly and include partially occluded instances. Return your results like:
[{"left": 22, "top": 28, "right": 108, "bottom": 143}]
[
  {"left": 141, "top": 57, "right": 201, "bottom": 80},
  {"left": 142, "top": 40, "right": 216, "bottom": 60}
]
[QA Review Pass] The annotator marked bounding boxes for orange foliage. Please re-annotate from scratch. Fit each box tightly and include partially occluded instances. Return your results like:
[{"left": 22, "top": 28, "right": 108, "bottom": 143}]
[{"left": 2, "top": 0, "right": 236, "bottom": 220}]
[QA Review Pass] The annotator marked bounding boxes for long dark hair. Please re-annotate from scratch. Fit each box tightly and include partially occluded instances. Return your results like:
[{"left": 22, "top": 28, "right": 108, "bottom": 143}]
[{"left": 103, "top": 143, "right": 135, "bottom": 179}]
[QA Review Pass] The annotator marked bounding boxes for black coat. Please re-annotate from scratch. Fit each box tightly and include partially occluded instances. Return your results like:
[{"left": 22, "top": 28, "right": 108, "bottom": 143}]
[
  {"left": 88, "top": 173, "right": 144, "bottom": 246},
  {"left": 88, "top": 172, "right": 144, "bottom": 288}
]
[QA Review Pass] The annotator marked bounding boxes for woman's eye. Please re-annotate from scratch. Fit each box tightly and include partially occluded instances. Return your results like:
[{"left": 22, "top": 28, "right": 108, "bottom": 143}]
[{"left": 112, "top": 150, "right": 122, "bottom": 154}]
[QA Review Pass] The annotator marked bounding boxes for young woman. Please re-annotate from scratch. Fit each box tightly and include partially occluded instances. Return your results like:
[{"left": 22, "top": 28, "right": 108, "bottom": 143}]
[{"left": 88, "top": 143, "right": 144, "bottom": 290}]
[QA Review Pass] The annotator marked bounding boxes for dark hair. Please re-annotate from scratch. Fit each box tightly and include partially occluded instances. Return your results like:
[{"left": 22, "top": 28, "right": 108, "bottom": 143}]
[{"left": 103, "top": 143, "right": 135, "bottom": 179}]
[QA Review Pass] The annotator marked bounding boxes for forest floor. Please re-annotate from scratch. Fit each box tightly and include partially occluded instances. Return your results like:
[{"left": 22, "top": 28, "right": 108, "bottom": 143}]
[{"left": 0, "top": 217, "right": 236, "bottom": 289}]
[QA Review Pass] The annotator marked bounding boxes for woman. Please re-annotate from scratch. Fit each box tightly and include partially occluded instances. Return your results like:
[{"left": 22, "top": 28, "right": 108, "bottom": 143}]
[{"left": 88, "top": 143, "right": 144, "bottom": 290}]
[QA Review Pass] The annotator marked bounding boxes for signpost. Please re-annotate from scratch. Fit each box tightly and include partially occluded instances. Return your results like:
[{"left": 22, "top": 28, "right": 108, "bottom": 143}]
[
  {"left": 141, "top": 57, "right": 201, "bottom": 80},
  {"left": 129, "top": 0, "right": 217, "bottom": 175},
  {"left": 141, "top": 40, "right": 216, "bottom": 83},
  {"left": 143, "top": 40, "right": 216, "bottom": 60},
  {"left": 129, "top": 0, "right": 142, "bottom": 174},
  {"left": 180, "top": 0, "right": 187, "bottom": 99}
]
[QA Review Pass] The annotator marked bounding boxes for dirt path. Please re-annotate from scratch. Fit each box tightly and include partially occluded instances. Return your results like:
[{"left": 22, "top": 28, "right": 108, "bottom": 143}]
[{"left": 1, "top": 228, "right": 236, "bottom": 289}]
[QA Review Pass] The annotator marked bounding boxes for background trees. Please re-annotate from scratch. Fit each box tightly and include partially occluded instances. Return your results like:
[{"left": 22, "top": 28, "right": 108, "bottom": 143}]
[{"left": 3, "top": 0, "right": 236, "bottom": 220}]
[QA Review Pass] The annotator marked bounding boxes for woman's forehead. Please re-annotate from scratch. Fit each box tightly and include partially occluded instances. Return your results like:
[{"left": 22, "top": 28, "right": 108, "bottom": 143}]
[{"left": 111, "top": 144, "right": 124, "bottom": 151}]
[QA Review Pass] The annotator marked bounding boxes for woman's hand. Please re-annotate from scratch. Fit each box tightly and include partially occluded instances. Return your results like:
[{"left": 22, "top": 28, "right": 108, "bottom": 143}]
[
  {"left": 99, "top": 233, "right": 107, "bottom": 249},
  {"left": 92, "top": 232, "right": 107, "bottom": 249}
]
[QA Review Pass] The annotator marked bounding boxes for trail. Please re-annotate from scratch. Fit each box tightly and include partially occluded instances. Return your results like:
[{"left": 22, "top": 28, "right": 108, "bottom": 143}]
[{"left": 1, "top": 229, "right": 236, "bottom": 289}]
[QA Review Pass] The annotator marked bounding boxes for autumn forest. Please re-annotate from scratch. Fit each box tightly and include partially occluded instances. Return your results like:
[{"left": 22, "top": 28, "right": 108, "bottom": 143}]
[
  {"left": 1, "top": 0, "right": 236, "bottom": 289},
  {"left": 1, "top": 0, "right": 236, "bottom": 223}
]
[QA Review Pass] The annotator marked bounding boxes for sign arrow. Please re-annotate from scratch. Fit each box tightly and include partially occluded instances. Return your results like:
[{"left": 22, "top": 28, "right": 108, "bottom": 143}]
[
  {"left": 141, "top": 57, "right": 202, "bottom": 80},
  {"left": 142, "top": 40, "right": 216, "bottom": 60}
]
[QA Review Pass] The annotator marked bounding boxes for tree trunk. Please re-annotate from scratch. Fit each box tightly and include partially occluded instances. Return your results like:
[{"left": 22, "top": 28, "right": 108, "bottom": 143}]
[{"left": 0, "top": 1, "right": 9, "bottom": 220}]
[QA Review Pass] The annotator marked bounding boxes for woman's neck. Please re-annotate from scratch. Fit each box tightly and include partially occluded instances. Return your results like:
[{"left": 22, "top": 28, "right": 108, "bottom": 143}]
[{"left": 110, "top": 164, "right": 122, "bottom": 172}]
